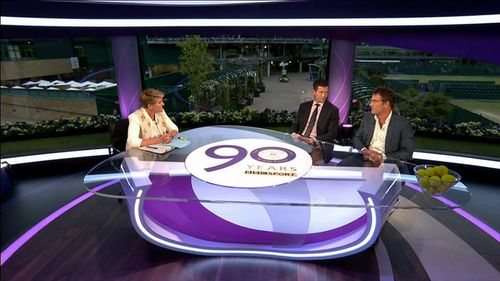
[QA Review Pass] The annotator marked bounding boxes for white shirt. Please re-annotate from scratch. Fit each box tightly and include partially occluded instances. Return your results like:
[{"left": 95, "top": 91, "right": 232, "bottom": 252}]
[
  {"left": 369, "top": 111, "right": 392, "bottom": 160},
  {"left": 302, "top": 102, "right": 324, "bottom": 139},
  {"left": 126, "top": 108, "right": 178, "bottom": 150}
]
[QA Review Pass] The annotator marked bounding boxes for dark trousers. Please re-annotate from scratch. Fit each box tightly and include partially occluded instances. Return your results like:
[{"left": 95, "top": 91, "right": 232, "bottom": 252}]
[
  {"left": 337, "top": 154, "right": 374, "bottom": 167},
  {"left": 337, "top": 154, "right": 409, "bottom": 173}
]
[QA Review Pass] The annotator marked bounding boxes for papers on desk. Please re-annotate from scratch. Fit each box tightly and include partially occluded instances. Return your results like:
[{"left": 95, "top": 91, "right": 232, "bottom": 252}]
[
  {"left": 168, "top": 138, "right": 191, "bottom": 148},
  {"left": 138, "top": 137, "right": 190, "bottom": 154},
  {"left": 139, "top": 144, "right": 175, "bottom": 154}
]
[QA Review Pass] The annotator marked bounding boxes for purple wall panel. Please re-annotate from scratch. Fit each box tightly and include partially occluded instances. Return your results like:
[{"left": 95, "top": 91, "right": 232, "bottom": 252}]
[
  {"left": 328, "top": 40, "right": 356, "bottom": 124},
  {"left": 111, "top": 36, "right": 142, "bottom": 118}
]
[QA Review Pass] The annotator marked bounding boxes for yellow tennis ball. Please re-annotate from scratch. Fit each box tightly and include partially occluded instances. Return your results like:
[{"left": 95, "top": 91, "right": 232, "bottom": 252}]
[
  {"left": 419, "top": 175, "right": 429, "bottom": 186},
  {"left": 425, "top": 167, "right": 436, "bottom": 177},
  {"left": 416, "top": 169, "right": 426, "bottom": 176},
  {"left": 436, "top": 183, "right": 450, "bottom": 194},
  {"left": 426, "top": 186, "right": 436, "bottom": 194},
  {"left": 430, "top": 175, "right": 441, "bottom": 187},
  {"left": 441, "top": 174, "right": 456, "bottom": 184},
  {"left": 435, "top": 165, "right": 449, "bottom": 176}
]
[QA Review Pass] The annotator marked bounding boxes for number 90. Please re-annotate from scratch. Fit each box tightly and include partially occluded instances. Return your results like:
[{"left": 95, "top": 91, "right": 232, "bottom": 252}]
[{"left": 205, "top": 145, "right": 296, "bottom": 172}]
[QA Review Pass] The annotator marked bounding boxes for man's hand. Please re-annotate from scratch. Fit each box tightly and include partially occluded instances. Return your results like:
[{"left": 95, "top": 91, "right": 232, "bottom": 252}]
[
  {"left": 368, "top": 150, "right": 383, "bottom": 163},
  {"left": 361, "top": 148, "right": 371, "bottom": 160},
  {"left": 362, "top": 148, "right": 383, "bottom": 164},
  {"left": 298, "top": 135, "right": 315, "bottom": 145},
  {"left": 291, "top": 132, "right": 301, "bottom": 141},
  {"left": 291, "top": 133, "right": 318, "bottom": 145}
]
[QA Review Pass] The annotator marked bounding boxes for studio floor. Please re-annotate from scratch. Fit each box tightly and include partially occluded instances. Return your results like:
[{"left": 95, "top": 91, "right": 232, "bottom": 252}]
[{"left": 1, "top": 159, "right": 499, "bottom": 281}]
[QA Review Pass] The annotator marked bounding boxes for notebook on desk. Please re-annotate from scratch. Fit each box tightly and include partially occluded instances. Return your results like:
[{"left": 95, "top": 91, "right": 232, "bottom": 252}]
[
  {"left": 139, "top": 144, "right": 175, "bottom": 154},
  {"left": 167, "top": 138, "right": 191, "bottom": 148}
]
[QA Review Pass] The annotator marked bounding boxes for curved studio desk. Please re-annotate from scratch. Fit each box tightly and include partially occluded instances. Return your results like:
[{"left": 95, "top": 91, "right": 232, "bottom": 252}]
[{"left": 84, "top": 126, "right": 470, "bottom": 260}]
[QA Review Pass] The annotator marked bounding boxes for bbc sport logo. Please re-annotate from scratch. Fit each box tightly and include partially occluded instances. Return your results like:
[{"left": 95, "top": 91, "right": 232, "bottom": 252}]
[
  {"left": 244, "top": 170, "right": 297, "bottom": 177},
  {"left": 185, "top": 139, "right": 312, "bottom": 188}
]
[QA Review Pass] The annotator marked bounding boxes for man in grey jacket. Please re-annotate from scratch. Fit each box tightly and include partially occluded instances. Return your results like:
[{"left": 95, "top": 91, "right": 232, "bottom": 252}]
[{"left": 339, "top": 86, "right": 413, "bottom": 167}]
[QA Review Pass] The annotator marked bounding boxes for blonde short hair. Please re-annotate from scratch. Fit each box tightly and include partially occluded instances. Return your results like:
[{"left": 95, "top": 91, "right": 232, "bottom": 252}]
[{"left": 140, "top": 88, "right": 164, "bottom": 107}]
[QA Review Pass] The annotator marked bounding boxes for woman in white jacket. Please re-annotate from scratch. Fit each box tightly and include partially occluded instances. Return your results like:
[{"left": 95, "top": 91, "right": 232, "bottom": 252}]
[{"left": 126, "top": 88, "right": 178, "bottom": 150}]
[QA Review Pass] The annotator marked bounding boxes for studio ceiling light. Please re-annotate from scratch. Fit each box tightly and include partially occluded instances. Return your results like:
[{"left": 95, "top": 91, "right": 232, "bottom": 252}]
[{"left": 1, "top": 14, "right": 500, "bottom": 27}]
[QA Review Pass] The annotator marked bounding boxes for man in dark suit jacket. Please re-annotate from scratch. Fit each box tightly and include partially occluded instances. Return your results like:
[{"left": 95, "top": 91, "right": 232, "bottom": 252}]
[
  {"left": 289, "top": 79, "right": 339, "bottom": 164},
  {"left": 339, "top": 86, "right": 413, "bottom": 167}
]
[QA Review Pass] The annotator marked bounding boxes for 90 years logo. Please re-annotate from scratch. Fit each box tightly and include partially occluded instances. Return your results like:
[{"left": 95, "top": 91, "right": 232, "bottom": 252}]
[{"left": 185, "top": 139, "right": 312, "bottom": 188}]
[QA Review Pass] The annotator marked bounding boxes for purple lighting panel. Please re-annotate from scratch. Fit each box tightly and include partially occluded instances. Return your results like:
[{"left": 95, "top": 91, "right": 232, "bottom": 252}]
[{"left": 328, "top": 40, "right": 356, "bottom": 124}]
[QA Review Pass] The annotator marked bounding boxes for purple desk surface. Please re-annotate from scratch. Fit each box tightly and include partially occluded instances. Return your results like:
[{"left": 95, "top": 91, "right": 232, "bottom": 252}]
[{"left": 84, "top": 126, "right": 470, "bottom": 260}]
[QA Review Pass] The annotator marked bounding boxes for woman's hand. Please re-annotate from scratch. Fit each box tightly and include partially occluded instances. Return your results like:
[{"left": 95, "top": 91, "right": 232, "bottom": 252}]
[
  {"left": 159, "top": 134, "right": 173, "bottom": 143},
  {"left": 167, "top": 130, "right": 178, "bottom": 138}
]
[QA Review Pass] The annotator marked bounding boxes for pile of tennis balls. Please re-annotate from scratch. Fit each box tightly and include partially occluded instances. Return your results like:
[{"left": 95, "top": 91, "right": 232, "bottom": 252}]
[{"left": 415, "top": 165, "right": 457, "bottom": 195}]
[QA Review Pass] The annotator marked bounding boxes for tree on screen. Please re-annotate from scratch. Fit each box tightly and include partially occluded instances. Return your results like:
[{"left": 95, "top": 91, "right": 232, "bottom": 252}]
[{"left": 177, "top": 35, "right": 214, "bottom": 109}]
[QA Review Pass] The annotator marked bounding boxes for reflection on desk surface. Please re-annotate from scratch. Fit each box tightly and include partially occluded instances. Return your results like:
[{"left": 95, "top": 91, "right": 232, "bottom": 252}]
[{"left": 84, "top": 126, "right": 470, "bottom": 210}]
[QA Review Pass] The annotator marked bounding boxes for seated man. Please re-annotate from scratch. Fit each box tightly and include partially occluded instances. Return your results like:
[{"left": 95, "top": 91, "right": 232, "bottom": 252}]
[
  {"left": 338, "top": 86, "right": 414, "bottom": 168},
  {"left": 289, "top": 79, "right": 339, "bottom": 165}
]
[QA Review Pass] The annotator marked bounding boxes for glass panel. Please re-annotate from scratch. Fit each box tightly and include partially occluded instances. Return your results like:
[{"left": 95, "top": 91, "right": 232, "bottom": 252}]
[
  {"left": 84, "top": 126, "right": 471, "bottom": 210},
  {"left": 1, "top": 37, "right": 118, "bottom": 157},
  {"left": 353, "top": 43, "right": 500, "bottom": 158},
  {"left": 139, "top": 35, "right": 330, "bottom": 113}
]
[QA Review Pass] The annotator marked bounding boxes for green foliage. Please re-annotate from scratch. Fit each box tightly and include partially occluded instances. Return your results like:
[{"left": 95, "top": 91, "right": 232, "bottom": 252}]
[
  {"left": 413, "top": 135, "right": 500, "bottom": 157},
  {"left": 351, "top": 75, "right": 498, "bottom": 141},
  {"left": 202, "top": 67, "right": 257, "bottom": 110},
  {"left": 177, "top": 35, "right": 214, "bottom": 107},
  {"left": 410, "top": 118, "right": 500, "bottom": 138},
  {"left": 247, "top": 76, "right": 257, "bottom": 91},
  {"left": 168, "top": 108, "right": 296, "bottom": 128},
  {"left": 397, "top": 89, "right": 453, "bottom": 120},
  {"left": 1, "top": 133, "right": 111, "bottom": 156},
  {"left": 349, "top": 112, "right": 499, "bottom": 139},
  {"left": 1, "top": 114, "right": 120, "bottom": 141},
  {"left": 3, "top": 109, "right": 497, "bottom": 144},
  {"left": 214, "top": 82, "right": 231, "bottom": 110},
  {"left": 354, "top": 65, "right": 370, "bottom": 81},
  {"left": 348, "top": 109, "right": 365, "bottom": 128},
  {"left": 356, "top": 66, "right": 385, "bottom": 85},
  {"left": 256, "top": 63, "right": 265, "bottom": 86}
]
